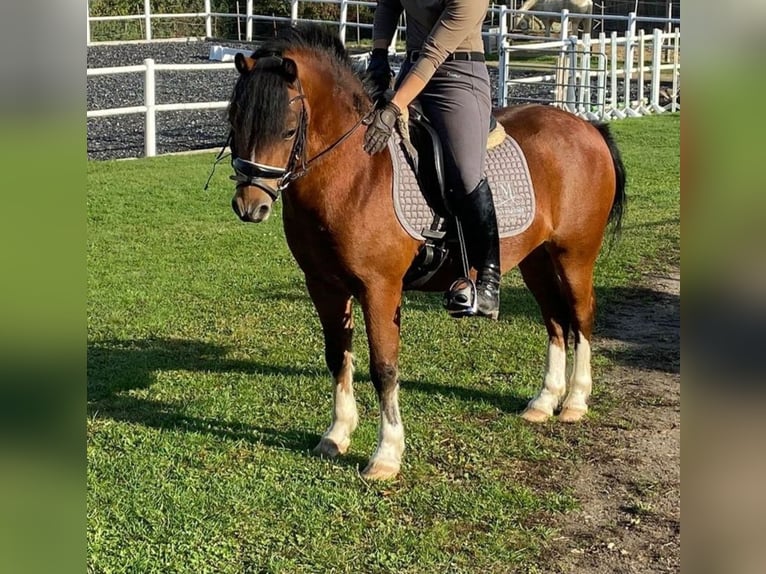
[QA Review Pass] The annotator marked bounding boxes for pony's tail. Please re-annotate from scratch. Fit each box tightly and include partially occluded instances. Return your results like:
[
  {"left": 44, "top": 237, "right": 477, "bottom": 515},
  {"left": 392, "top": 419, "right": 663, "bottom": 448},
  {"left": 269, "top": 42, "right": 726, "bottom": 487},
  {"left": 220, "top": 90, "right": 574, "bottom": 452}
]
[{"left": 593, "top": 122, "right": 627, "bottom": 244}]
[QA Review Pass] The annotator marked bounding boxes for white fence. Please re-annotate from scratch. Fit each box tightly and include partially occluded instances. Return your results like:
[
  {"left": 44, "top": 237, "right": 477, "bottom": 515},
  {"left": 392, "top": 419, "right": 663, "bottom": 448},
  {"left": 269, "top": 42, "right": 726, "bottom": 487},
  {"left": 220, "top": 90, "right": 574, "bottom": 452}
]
[
  {"left": 497, "top": 27, "right": 680, "bottom": 115},
  {"left": 87, "top": 4, "right": 680, "bottom": 157},
  {"left": 87, "top": 60, "right": 234, "bottom": 157},
  {"left": 87, "top": 0, "right": 377, "bottom": 45},
  {"left": 86, "top": 1, "right": 679, "bottom": 46}
]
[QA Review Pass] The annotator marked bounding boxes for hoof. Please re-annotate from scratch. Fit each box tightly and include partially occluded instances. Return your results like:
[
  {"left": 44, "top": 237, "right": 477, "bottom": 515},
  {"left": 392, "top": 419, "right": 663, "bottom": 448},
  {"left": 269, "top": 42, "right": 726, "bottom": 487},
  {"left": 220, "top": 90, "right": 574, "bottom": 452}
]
[
  {"left": 520, "top": 407, "right": 551, "bottom": 423},
  {"left": 361, "top": 460, "right": 400, "bottom": 481},
  {"left": 313, "top": 436, "right": 349, "bottom": 458},
  {"left": 559, "top": 407, "right": 587, "bottom": 423}
]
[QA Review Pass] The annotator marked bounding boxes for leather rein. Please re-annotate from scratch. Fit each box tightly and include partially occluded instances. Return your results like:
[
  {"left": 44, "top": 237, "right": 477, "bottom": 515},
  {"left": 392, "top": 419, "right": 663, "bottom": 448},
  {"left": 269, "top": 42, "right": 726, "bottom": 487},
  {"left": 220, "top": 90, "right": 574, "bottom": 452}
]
[{"left": 229, "top": 76, "right": 373, "bottom": 202}]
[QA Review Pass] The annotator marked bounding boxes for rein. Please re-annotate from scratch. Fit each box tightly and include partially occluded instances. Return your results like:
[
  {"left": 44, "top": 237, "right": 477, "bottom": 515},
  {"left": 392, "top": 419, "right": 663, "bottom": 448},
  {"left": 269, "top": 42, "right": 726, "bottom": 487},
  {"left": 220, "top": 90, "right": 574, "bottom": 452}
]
[{"left": 228, "top": 75, "right": 373, "bottom": 202}]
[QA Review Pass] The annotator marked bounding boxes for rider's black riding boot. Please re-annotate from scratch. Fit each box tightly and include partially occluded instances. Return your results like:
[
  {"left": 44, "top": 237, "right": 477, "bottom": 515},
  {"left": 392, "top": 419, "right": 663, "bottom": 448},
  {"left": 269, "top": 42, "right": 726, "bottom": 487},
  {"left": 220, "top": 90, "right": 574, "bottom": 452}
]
[{"left": 447, "top": 179, "right": 501, "bottom": 319}]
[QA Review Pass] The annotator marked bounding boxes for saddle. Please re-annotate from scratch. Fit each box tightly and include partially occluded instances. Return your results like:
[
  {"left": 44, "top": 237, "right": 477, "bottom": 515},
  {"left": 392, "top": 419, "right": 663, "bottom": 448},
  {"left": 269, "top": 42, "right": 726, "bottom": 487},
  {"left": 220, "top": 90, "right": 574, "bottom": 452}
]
[{"left": 398, "top": 104, "right": 505, "bottom": 289}]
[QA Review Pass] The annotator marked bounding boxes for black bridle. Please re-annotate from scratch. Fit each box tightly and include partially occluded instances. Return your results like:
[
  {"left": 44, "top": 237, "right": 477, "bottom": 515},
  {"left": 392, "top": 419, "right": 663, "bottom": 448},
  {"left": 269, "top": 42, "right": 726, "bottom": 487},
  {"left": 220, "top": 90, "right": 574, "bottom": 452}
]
[{"left": 229, "top": 74, "right": 372, "bottom": 202}]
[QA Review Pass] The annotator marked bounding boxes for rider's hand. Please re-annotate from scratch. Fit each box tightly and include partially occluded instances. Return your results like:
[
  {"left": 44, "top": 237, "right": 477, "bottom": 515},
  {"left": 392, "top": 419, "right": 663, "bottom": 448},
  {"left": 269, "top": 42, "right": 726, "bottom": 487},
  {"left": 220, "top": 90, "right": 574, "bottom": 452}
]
[
  {"left": 363, "top": 100, "right": 401, "bottom": 155},
  {"left": 365, "top": 48, "right": 393, "bottom": 104}
]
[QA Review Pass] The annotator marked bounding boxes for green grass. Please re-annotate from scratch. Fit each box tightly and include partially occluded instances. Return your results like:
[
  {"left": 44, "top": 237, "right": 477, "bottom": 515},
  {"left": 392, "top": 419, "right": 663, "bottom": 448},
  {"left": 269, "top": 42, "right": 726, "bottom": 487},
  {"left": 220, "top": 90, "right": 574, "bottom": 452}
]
[{"left": 87, "top": 114, "right": 679, "bottom": 573}]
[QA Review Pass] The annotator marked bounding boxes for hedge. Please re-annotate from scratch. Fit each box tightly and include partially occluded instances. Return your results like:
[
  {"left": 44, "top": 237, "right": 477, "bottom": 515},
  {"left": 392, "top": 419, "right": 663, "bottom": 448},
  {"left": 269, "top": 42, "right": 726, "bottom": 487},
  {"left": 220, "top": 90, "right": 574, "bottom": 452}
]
[{"left": 88, "top": 0, "right": 374, "bottom": 42}]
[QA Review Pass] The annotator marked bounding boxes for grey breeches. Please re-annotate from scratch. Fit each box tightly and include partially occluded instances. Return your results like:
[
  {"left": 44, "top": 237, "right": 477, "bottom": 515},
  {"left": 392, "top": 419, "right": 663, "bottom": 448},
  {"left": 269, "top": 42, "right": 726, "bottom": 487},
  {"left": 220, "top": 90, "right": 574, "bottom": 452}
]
[{"left": 397, "top": 59, "right": 492, "bottom": 198}]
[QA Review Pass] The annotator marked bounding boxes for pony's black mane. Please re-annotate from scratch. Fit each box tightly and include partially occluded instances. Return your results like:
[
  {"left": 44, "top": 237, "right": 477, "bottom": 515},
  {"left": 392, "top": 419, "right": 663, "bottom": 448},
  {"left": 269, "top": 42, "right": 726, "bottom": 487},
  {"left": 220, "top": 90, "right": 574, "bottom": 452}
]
[
  {"left": 228, "top": 24, "right": 371, "bottom": 156},
  {"left": 255, "top": 23, "right": 350, "bottom": 66}
]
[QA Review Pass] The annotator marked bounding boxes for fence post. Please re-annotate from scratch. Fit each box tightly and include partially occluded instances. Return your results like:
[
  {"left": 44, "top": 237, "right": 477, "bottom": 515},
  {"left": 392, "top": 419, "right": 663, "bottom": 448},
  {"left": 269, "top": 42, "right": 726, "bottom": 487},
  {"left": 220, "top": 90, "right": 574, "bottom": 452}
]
[
  {"left": 339, "top": 0, "right": 348, "bottom": 46},
  {"left": 627, "top": 11, "right": 637, "bottom": 38},
  {"left": 390, "top": 11, "right": 403, "bottom": 54},
  {"left": 565, "top": 37, "right": 577, "bottom": 113},
  {"left": 560, "top": 8, "right": 570, "bottom": 41},
  {"left": 623, "top": 11, "right": 640, "bottom": 115},
  {"left": 144, "top": 0, "right": 152, "bottom": 41},
  {"left": 636, "top": 29, "right": 651, "bottom": 115},
  {"left": 497, "top": 5, "right": 509, "bottom": 107},
  {"left": 246, "top": 0, "right": 253, "bottom": 41},
  {"left": 671, "top": 29, "right": 679, "bottom": 112},
  {"left": 291, "top": 0, "right": 299, "bottom": 25},
  {"left": 86, "top": 0, "right": 91, "bottom": 45},
  {"left": 663, "top": 1, "right": 673, "bottom": 61},
  {"left": 580, "top": 33, "right": 592, "bottom": 117},
  {"left": 204, "top": 0, "right": 212, "bottom": 39},
  {"left": 650, "top": 28, "right": 663, "bottom": 113},
  {"left": 144, "top": 59, "right": 156, "bottom": 157},
  {"left": 609, "top": 31, "right": 625, "bottom": 119},
  {"left": 596, "top": 32, "right": 606, "bottom": 119}
]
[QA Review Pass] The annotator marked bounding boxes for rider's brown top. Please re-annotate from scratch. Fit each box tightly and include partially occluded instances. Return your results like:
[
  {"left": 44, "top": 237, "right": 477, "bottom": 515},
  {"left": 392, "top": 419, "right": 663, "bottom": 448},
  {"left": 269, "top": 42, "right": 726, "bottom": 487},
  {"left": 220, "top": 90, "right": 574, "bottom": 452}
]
[{"left": 373, "top": 0, "right": 489, "bottom": 83}]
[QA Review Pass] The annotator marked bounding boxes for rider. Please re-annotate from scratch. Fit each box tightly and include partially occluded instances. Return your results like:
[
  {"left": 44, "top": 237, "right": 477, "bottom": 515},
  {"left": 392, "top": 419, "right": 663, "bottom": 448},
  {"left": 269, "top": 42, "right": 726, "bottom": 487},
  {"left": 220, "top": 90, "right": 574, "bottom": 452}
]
[{"left": 363, "top": 0, "right": 500, "bottom": 319}]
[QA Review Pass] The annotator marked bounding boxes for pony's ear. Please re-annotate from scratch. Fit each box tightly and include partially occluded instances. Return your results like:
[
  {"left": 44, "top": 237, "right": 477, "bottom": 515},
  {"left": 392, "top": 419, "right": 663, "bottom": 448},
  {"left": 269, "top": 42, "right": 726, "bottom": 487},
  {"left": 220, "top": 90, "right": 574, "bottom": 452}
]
[
  {"left": 234, "top": 53, "right": 256, "bottom": 75},
  {"left": 281, "top": 57, "right": 298, "bottom": 84}
]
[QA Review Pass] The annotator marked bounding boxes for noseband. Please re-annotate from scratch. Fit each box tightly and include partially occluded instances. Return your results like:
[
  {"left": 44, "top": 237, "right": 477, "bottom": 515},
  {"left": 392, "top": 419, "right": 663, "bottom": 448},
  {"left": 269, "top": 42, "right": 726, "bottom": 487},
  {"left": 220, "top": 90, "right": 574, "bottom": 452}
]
[{"left": 230, "top": 69, "right": 372, "bottom": 202}]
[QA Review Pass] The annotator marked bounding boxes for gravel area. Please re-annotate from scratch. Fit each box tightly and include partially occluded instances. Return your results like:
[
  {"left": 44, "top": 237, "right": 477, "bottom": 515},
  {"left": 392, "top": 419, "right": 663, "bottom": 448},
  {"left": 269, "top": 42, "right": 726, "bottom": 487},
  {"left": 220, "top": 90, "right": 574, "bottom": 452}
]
[
  {"left": 87, "top": 40, "right": 652, "bottom": 160},
  {"left": 87, "top": 40, "right": 255, "bottom": 160},
  {"left": 87, "top": 40, "right": 537, "bottom": 160}
]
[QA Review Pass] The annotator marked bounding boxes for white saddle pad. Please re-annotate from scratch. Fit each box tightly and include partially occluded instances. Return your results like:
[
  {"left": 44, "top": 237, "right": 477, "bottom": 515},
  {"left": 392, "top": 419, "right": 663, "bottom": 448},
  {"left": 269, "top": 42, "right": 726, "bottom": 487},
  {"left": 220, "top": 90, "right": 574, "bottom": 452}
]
[{"left": 389, "top": 134, "right": 536, "bottom": 240}]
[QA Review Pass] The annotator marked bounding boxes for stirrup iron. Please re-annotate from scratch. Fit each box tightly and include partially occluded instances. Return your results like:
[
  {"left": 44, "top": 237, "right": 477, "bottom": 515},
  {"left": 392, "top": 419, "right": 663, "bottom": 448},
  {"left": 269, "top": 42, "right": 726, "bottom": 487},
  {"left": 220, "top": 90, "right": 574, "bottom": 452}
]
[
  {"left": 443, "top": 216, "right": 478, "bottom": 318},
  {"left": 444, "top": 276, "right": 477, "bottom": 317}
]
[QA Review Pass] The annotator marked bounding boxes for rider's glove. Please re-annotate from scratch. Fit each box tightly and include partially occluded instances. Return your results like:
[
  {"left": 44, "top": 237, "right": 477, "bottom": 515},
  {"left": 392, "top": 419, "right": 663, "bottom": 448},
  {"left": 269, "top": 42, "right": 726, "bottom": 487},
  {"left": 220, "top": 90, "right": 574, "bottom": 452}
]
[{"left": 363, "top": 100, "right": 401, "bottom": 155}]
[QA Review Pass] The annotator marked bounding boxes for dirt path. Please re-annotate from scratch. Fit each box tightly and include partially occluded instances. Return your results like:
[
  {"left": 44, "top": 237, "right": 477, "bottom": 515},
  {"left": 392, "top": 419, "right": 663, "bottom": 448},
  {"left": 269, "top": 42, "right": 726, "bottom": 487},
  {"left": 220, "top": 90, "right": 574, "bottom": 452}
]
[{"left": 542, "top": 270, "right": 681, "bottom": 573}]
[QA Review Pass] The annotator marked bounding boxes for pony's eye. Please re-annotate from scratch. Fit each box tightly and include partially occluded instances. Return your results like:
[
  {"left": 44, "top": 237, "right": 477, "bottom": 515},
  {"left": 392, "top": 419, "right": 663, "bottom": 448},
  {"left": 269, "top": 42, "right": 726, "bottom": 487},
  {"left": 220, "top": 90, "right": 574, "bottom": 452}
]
[{"left": 283, "top": 128, "right": 297, "bottom": 140}]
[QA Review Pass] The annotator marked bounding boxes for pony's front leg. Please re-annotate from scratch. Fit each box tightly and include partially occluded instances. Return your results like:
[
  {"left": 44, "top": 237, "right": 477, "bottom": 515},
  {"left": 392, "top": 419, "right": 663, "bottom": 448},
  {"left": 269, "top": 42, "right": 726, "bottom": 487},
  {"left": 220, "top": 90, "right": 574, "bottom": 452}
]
[
  {"left": 306, "top": 278, "right": 358, "bottom": 458},
  {"left": 360, "top": 285, "right": 405, "bottom": 480}
]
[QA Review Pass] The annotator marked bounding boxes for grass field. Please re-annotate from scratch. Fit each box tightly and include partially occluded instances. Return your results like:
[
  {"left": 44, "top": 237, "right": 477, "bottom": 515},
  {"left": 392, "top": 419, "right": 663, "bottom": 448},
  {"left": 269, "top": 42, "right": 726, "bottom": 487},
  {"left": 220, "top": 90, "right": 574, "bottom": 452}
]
[{"left": 87, "top": 114, "right": 679, "bottom": 573}]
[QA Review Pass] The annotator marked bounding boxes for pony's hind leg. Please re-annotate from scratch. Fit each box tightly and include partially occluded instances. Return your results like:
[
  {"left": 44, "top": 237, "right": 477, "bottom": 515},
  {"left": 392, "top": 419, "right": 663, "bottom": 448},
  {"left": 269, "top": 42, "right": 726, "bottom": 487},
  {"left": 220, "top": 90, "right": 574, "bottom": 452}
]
[
  {"left": 359, "top": 283, "right": 405, "bottom": 480},
  {"left": 518, "top": 245, "right": 571, "bottom": 423},
  {"left": 306, "top": 278, "right": 358, "bottom": 458},
  {"left": 553, "top": 250, "right": 598, "bottom": 423}
]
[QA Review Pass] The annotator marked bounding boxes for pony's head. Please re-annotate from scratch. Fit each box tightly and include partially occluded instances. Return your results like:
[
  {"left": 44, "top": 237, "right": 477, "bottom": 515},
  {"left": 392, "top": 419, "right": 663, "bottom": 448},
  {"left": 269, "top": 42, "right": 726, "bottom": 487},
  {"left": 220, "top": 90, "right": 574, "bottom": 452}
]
[
  {"left": 227, "top": 24, "right": 371, "bottom": 224},
  {"left": 228, "top": 51, "right": 305, "bottom": 223}
]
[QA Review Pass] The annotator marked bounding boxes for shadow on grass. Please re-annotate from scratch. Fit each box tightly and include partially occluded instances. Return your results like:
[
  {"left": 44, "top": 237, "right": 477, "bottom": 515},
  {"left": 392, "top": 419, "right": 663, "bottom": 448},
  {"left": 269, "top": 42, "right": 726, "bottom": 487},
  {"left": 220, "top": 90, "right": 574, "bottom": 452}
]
[
  {"left": 87, "top": 338, "right": 315, "bottom": 401},
  {"left": 256, "top": 271, "right": 676, "bottom": 376},
  {"left": 89, "top": 274, "right": 679, "bottom": 456},
  {"left": 87, "top": 336, "right": 529, "bottom": 466},
  {"left": 401, "top": 378, "right": 530, "bottom": 414},
  {"left": 87, "top": 337, "right": 367, "bottom": 469},
  {"left": 402, "top": 284, "right": 680, "bottom": 375},
  {"left": 88, "top": 339, "right": 315, "bottom": 446},
  {"left": 596, "top": 284, "right": 680, "bottom": 374},
  {"left": 271, "top": 277, "right": 680, "bottom": 378},
  {"left": 91, "top": 395, "right": 370, "bottom": 470}
]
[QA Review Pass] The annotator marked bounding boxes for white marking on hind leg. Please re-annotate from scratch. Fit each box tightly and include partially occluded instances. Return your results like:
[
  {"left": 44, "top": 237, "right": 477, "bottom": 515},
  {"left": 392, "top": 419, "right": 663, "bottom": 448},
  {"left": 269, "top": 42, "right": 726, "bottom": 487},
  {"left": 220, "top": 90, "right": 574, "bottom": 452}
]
[
  {"left": 560, "top": 333, "right": 591, "bottom": 422},
  {"left": 363, "top": 385, "right": 404, "bottom": 480},
  {"left": 316, "top": 351, "right": 358, "bottom": 457},
  {"left": 522, "top": 341, "right": 567, "bottom": 422}
]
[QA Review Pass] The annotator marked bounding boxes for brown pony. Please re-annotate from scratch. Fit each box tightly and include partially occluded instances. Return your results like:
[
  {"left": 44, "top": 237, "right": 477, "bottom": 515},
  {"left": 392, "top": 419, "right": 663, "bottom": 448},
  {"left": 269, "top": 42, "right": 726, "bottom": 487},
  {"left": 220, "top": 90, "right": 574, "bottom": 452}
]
[{"left": 226, "top": 25, "right": 625, "bottom": 480}]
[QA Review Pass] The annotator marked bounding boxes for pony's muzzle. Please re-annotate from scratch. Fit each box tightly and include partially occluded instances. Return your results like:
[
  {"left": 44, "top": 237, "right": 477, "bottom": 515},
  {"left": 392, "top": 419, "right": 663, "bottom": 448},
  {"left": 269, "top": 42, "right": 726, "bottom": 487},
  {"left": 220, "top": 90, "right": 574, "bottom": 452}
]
[{"left": 232, "top": 192, "right": 272, "bottom": 223}]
